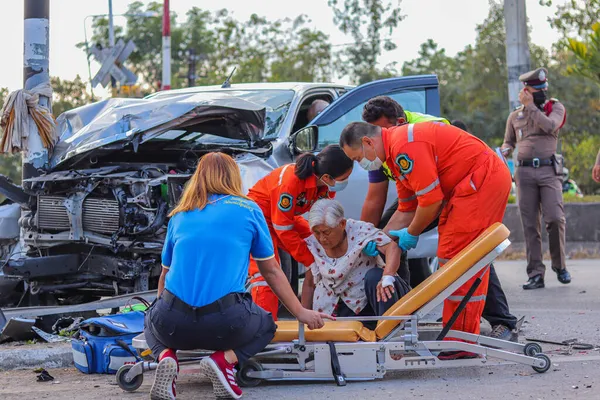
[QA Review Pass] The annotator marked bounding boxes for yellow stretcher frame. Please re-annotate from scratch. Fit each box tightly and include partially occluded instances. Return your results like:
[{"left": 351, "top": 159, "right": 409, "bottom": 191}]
[{"left": 118, "top": 223, "right": 551, "bottom": 392}]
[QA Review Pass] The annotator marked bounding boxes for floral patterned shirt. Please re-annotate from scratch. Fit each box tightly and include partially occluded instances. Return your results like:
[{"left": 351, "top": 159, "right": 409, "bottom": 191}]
[{"left": 305, "top": 219, "right": 391, "bottom": 315}]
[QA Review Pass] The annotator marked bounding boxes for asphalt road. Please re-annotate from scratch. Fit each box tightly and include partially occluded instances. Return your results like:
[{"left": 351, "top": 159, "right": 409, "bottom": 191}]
[{"left": 0, "top": 259, "right": 598, "bottom": 400}]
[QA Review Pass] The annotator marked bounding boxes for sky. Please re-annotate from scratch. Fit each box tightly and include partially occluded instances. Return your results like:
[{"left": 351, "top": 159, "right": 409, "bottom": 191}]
[{"left": 0, "top": 0, "right": 564, "bottom": 95}]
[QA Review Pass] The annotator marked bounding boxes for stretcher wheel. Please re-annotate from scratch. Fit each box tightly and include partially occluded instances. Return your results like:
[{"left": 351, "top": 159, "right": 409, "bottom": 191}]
[
  {"left": 236, "top": 360, "right": 264, "bottom": 387},
  {"left": 532, "top": 354, "right": 551, "bottom": 374},
  {"left": 116, "top": 364, "right": 144, "bottom": 392},
  {"left": 524, "top": 342, "right": 542, "bottom": 357}
]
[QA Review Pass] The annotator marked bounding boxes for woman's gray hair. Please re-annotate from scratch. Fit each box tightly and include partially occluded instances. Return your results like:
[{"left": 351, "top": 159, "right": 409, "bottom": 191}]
[{"left": 308, "top": 199, "right": 345, "bottom": 229}]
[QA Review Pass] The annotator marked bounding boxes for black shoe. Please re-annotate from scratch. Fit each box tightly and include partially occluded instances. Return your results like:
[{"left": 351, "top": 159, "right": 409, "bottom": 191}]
[
  {"left": 556, "top": 269, "right": 571, "bottom": 284},
  {"left": 523, "top": 275, "right": 544, "bottom": 290}
]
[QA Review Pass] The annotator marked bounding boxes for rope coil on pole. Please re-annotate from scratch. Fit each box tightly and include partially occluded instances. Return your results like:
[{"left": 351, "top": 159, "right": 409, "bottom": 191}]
[{"left": 0, "top": 82, "right": 57, "bottom": 154}]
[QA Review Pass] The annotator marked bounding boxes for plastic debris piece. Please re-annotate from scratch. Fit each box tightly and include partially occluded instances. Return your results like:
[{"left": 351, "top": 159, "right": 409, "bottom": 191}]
[{"left": 36, "top": 369, "right": 54, "bottom": 382}]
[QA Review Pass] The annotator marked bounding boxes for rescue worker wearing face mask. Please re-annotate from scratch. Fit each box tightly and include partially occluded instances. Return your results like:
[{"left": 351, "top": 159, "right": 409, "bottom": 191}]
[
  {"left": 247, "top": 145, "right": 354, "bottom": 320},
  {"left": 360, "top": 97, "right": 519, "bottom": 342},
  {"left": 340, "top": 121, "right": 512, "bottom": 359},
  {"left": 501, "top": 67, "right": 571, "bottom": 290}
]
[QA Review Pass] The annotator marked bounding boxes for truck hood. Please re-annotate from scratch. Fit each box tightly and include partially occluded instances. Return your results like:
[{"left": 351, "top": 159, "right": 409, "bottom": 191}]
[{"left": 51, "top": 92, "right": 267, "bottom": 168}]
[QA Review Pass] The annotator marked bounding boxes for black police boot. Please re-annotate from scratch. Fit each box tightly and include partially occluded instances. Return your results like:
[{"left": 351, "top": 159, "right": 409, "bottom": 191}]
[
  {"left": 523, "top": 275, "right": 544, "bottom": 290},
  {"left": 556, "top": 269, "right": 571, "bottom": 284}
]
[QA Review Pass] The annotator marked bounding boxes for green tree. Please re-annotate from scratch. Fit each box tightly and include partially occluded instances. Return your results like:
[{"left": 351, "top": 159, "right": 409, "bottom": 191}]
[
  {"left": 402, "top": 1, "right": 549, "bottom": 145},
  {"left": 565, "top": 22, "right": 600, "bottom": 85},
  {"left": 84, "top": 5, "right": 333, "bottom": 90},
  {"left": 51, "top": 75, "right": 92, "bottom": 117},
  {"left": 328, "top": 0, "right": 404, "bottom": 84},
  {"left": 541, "top": 0, "right": 600, "bottom": 43}
]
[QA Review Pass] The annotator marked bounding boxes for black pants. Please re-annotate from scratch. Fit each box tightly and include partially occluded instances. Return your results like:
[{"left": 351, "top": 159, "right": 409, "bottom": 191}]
[
  {"left": 484, "top": 264, "right": 517, "bottom": 330},
  {"left": 336, "top": 268, "right": 411, "bottom": 330},
  {"left": 380, "top": 198, "right": 517, "bottom": 330},
  {"left": 144, "top": 291, "right": 276, "bottom": 365}
]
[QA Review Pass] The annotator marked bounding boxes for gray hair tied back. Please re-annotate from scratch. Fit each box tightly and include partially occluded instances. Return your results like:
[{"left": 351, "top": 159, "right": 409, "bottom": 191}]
[{"left": 308, "top": 199, "right": 345, "bottom": 229}]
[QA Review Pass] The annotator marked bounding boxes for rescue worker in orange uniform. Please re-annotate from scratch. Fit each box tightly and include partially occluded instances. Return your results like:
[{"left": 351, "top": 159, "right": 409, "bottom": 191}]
[
  {"left": 247, "top": 145, "right": 354, "bottom": 320},
  {"left": 340, "top": 121, "right": 512, "bottom": 359}
]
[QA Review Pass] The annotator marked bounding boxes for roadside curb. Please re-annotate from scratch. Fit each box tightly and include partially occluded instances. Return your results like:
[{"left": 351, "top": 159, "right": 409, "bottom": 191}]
[{"left": 0, "top": 342, "right": 73, "bottom": 371}]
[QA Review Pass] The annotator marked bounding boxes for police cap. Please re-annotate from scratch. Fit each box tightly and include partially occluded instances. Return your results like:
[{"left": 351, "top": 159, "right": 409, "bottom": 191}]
[{"left": 519, "top": 67, "right": 548, "bottom": 90}]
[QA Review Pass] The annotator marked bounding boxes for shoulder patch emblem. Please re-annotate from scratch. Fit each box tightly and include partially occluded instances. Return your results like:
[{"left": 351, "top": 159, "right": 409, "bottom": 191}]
[
  {"left": 395, "top": 154, "right": 414, "bottom": 175},
  {"left": 296, "top": 192, "right": 307, "bottom": 208},
  {"left": 278, "top": 193, "right": 293, "bottom": 212}
]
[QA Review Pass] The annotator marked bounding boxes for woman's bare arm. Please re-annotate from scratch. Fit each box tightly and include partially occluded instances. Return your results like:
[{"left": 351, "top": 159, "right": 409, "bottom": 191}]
[
  {"left": 300, "top": 269, "right": 316, "bottom": 309},
  {"left": 376, "top": 242, "right": 401, "bottom": 276},
  {"left": 157, "top": 266, "right": 169, "bottom": 297},
  {"left": 257, "top": 257, "right": 332, "bottom": 329}
]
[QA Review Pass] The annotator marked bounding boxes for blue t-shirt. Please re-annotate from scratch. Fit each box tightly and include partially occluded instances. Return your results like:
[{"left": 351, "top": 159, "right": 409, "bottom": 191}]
[{"left": 162, "top": 195, "right": 274, "bottom": 307}]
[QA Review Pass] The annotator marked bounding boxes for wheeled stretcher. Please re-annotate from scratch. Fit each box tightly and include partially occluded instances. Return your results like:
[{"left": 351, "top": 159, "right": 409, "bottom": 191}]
[{"left": 117, "top": 223, "right": 550, "bottom": 392}]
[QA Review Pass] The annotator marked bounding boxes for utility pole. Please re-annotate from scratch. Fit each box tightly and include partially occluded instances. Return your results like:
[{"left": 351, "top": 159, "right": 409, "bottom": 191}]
[
  {"left": 504, "top": 0, "right": 531, "bottom": 112},
  {"left": 161, "top": 0, "right": 171, "bottom": 90},
  {"left": 23, "top": 0, "right": 50, "bottom": 180},
  {"left": 108, "top": 0, "right": 117, "bottom": 96}
]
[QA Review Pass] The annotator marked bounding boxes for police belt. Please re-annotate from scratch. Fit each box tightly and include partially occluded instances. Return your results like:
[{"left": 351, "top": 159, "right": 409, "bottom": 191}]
[
  {"left": 517, "top": 158, "right": 554, "bottom": 168},
  {"left": 162, "top": 289, "right": 243, "bottom": 316}
]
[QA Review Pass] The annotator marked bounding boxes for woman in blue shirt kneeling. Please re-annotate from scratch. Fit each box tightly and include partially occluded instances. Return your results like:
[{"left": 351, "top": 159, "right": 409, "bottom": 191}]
[{"left": 145, "top": 152, "right": 330, "bottom": 400}]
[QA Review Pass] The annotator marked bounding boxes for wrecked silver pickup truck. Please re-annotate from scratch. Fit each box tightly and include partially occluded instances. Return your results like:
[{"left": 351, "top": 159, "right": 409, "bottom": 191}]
[
  {"left": 1, "top": 78, "right": 443, "bottom": 307},
  {"left": 1, "top": 91, "right": 277, "bottom": 305}
]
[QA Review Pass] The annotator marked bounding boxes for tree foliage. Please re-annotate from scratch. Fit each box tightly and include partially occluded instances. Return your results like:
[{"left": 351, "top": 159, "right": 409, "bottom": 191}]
[
  {"left": 402, "top": 0, "right": 599, "bottom": 193},
  {"left": 541, "top": 0, "right": 600, "bottom": 43},
  {"left": 328, "top": 0, "right": 405, "bottom": 84},
  {"left": 51, "top": 75, "right": 92, "bottom": 116},
  {"left": 85, "top": 2, "right": 332, "bottom": 90},
  {"left": 566, "top": 22, "right": 600, "bottom": 85}
]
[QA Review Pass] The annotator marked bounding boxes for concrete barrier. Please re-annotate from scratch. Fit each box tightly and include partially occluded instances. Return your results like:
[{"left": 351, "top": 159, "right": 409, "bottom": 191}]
[
  {"left": 0, "top": 342, "right": 73, "bottom": 371},
  {"left": 503, "top": 203, "right": 600, "bottom": 255}
]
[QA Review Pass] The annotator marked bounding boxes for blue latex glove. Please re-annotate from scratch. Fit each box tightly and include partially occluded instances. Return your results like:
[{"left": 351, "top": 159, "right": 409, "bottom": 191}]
[
  {"left": 362, "top": 241, "right": 380, "bottom": 257},
  {"left": 389, "top": 228, "right": 419, "bottom": 252}
]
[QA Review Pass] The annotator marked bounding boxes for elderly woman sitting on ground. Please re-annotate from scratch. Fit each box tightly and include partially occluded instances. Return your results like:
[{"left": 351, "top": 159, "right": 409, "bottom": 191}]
[{"left": 301, "top": 199, "right": 410, "bottom": 325}]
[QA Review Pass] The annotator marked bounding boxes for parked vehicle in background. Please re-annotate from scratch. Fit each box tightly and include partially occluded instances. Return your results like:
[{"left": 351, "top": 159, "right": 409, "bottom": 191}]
[{"left": 0, "top": 76, "right": 443, "bottom": 307}]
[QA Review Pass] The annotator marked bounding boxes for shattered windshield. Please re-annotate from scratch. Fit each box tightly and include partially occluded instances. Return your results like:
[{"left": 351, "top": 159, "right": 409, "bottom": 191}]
[
  {"left": 149, "top": 89, "right": 294, "bottom": 146},
  {"left": 224, "top": 90, "right": 294, "bottom": 139}
]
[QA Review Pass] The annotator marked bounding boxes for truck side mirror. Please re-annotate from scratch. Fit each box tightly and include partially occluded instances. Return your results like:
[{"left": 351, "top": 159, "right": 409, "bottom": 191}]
[{"left": 290, "top": 126, "right": 318, "bottom": 154}]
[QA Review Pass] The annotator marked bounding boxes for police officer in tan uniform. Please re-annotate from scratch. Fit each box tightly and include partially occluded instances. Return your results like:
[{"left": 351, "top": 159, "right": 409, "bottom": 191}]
[{"left": 502, "top": 67, "right": 571, "bottom": 290}]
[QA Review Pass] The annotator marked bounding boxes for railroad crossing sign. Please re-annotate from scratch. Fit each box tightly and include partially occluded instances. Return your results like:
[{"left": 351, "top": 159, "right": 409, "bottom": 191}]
[{"left": 90, "top": 38, "right": 138, "bottom": 88}]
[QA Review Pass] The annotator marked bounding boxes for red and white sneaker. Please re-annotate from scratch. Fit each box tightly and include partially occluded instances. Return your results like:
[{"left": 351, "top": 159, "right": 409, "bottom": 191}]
[
  {"left": 150, "top": 352, "right": 178, "bottom": 400},
  {"left": 200, "top": 351, "right": 243, "bottom": 399}
]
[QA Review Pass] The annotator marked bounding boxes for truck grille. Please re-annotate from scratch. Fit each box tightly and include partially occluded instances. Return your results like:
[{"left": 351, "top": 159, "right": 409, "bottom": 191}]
[{"left": 37, "top": 196, "right": 120, "bottom": 234}]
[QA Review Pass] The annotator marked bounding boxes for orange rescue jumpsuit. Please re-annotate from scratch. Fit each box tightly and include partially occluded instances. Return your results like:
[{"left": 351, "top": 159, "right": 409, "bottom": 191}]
[
  {"left": 383, "top": 122, "right": 512, "bottom": 335},
  {"left": 247, "top": 164, "right": 333, "bottom": 320}
]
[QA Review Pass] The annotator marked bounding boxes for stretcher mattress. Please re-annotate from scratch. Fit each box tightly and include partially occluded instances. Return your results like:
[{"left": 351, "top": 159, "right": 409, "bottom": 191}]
[{"left": 272, "top": 223, "right": 510, "bottom": 343}]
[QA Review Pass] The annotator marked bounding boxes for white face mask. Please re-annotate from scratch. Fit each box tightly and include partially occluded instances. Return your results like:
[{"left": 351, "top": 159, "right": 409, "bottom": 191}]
[
  {"left": 320, "top": 176, "right": 349, "bottom": 192},
  {"left": 359, "top": 142, "right": 383, "bottom": 171}
]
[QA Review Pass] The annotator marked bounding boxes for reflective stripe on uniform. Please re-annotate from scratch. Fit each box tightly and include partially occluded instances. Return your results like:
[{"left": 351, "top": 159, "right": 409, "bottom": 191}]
[
  {"left": 279, "top": 164, "right": 292, "bottom": 185},
  {"left": 273, "top": 223, "right": 294, "bottom": 231},
  {"left": 447, "top": 294, "right": 487, "bottom": 303},
  {"left": 470, "top": 179, "right": 477, "bottom": 191},
  {"left": 415, "top": 178, "right": 440, "bottom": 196},
  {"left": 399, "top": 195, "right": 417, "bottom": 203},
  {"left": 407, "top": 123, "right": 415, "bottom": 143},
  {"left": 246, "top": 281, "right": 269, "bottom": 292}
]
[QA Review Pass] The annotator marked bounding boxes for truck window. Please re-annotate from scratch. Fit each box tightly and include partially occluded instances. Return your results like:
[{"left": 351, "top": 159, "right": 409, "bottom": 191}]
[{"left": 316, "top": 89, "right": 426, "bottom": 149}]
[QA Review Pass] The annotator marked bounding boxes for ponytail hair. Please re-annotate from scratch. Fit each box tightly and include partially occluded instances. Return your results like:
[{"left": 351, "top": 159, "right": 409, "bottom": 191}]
[
  {"left": 294, "top": 145, "right": 353, "bottom": 180},
  {"left": 295, "top": 153, "right": 318, "bottom": 179}
]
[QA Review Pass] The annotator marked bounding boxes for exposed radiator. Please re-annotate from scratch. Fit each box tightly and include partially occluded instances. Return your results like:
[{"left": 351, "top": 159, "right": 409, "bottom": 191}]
[{"left": 37, "top": 195, "right": 120, "bottom": 234}]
